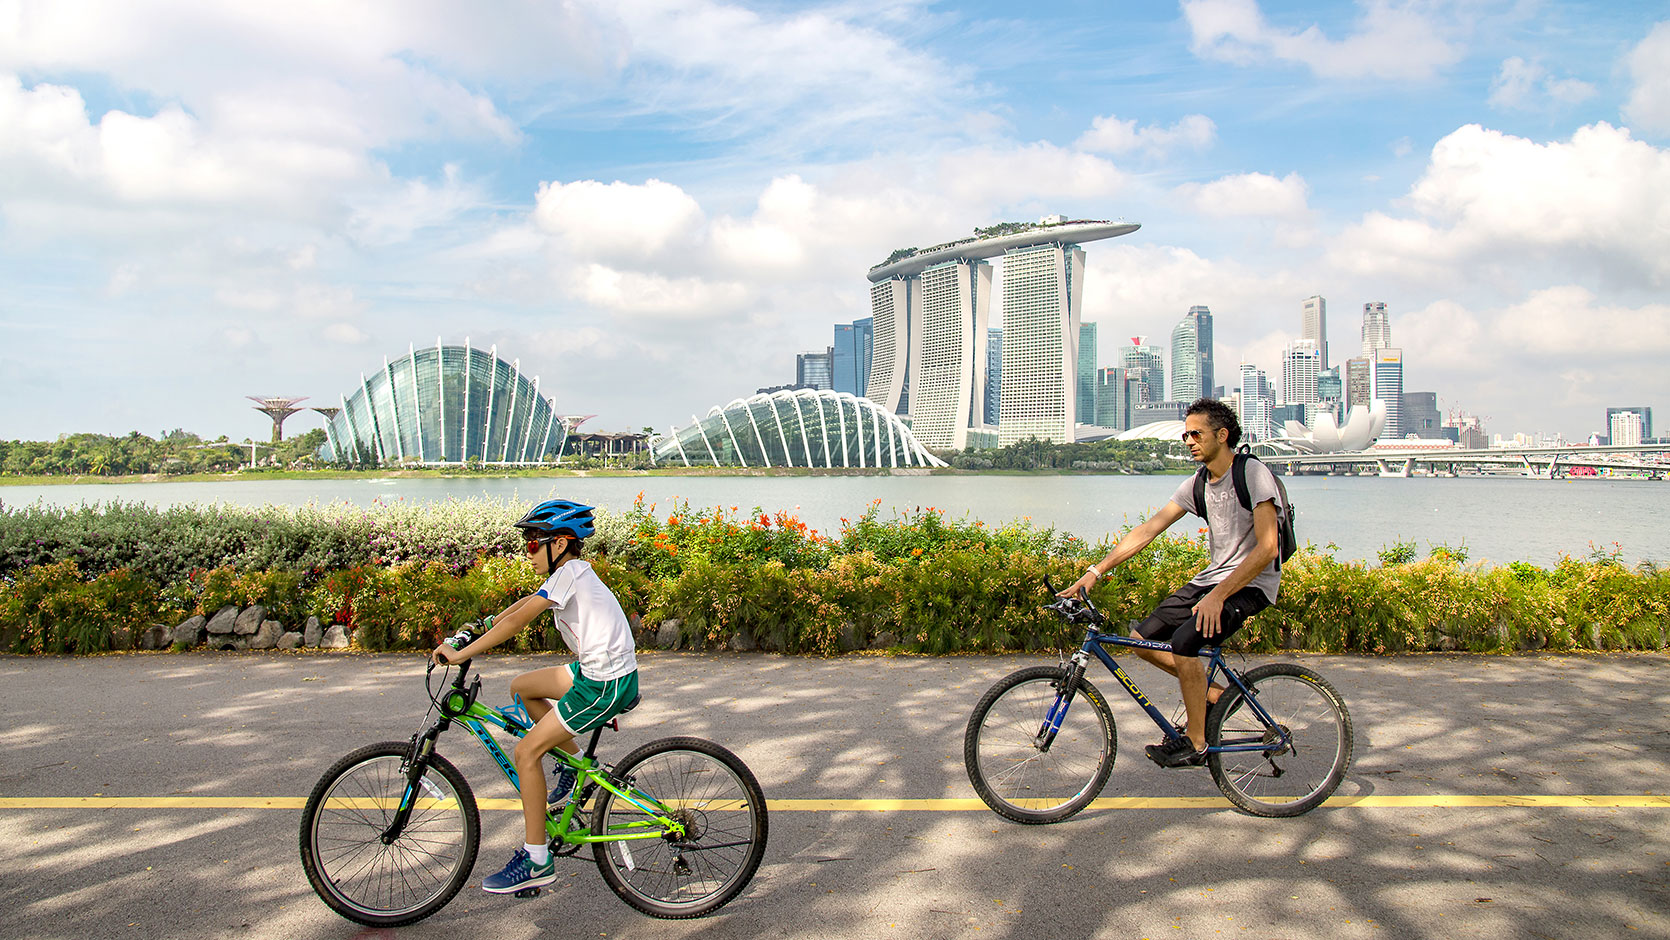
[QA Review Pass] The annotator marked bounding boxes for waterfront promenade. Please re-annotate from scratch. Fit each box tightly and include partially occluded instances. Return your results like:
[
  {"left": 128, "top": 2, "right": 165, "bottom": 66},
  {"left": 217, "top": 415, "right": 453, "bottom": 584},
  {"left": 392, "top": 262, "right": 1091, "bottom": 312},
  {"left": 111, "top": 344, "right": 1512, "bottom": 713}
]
[{"left": 1, "top": 651, "right": 1665, "bottom": 940}]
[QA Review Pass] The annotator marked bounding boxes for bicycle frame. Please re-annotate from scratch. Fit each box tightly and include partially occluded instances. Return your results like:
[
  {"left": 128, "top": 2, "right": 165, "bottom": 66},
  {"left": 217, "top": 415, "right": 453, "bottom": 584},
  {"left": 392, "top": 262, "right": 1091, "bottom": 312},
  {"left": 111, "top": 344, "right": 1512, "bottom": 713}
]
[{"left": 388, "top": 660, "right": 684, "bottom": 848}]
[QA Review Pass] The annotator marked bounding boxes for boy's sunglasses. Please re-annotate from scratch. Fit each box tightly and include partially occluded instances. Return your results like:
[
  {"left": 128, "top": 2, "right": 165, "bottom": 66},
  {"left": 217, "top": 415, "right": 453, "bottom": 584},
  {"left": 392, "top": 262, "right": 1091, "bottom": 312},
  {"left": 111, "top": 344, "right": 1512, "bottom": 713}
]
[{"left": 525, "top": 537, "right": 560, "bottom": 554}]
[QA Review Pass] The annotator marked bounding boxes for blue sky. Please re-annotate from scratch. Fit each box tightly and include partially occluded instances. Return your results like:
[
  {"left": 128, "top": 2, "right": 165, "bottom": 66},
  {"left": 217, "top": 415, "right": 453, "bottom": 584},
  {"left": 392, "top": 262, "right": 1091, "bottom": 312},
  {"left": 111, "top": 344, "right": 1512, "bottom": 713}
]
[{"left": 2, "top": 0, "right": 1667, "bottom": 444}]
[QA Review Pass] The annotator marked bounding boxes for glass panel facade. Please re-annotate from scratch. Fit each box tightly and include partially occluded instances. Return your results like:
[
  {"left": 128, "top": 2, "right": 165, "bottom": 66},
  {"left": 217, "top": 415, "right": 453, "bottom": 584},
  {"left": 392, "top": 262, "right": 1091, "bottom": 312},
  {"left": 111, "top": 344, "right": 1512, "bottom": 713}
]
[{"left": 646, "top": 389, "right": 946, "bottom": 469}]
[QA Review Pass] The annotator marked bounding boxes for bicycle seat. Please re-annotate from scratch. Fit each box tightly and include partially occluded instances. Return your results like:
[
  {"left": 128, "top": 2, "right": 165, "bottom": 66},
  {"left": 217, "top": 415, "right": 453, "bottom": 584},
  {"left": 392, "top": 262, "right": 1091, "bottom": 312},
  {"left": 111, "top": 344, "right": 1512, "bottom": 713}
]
[{"left": 619, "top": 693, "right": 641, "bottom": 713}]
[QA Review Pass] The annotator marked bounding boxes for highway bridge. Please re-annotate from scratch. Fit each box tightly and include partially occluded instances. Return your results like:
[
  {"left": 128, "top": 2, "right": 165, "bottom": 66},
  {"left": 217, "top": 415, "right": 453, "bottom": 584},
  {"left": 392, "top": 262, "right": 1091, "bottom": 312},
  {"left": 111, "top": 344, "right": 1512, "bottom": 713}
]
[{"left": 1260, "top": 443, "right": 1670, "bottom": 479}]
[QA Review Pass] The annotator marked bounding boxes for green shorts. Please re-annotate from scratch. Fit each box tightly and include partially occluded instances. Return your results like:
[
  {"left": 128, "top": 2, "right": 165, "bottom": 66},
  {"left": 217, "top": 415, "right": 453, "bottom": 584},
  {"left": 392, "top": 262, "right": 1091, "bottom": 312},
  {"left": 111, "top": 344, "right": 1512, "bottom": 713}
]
[{"left": 556, "top": 662, "right": 640, "bottom": 735}]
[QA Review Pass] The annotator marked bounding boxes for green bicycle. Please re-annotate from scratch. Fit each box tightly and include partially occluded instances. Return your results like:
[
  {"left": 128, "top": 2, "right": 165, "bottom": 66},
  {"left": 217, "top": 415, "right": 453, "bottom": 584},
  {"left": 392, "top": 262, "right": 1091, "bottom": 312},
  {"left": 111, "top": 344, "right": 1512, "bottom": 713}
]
[{"left": 298, "top": 644, "right": 768, "bottom": 927}]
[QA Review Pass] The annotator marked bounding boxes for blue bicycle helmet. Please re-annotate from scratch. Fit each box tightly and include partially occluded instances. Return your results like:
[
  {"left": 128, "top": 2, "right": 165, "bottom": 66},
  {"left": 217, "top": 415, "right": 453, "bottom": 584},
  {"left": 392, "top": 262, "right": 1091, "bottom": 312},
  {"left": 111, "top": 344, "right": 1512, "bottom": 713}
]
[{"left": 514, "top": 498, "right": 596, "bottom": 539}]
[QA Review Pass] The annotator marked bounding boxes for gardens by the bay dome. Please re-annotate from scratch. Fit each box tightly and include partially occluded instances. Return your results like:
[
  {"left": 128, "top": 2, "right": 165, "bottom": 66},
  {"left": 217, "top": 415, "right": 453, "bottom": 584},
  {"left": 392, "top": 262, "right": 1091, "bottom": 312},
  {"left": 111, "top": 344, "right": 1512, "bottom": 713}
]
[
  {"left": 651, "top": 388, "right": 944, "bottom": 469},
  {"left": 320, "top": 341, "right": 565, "bottom": 466}
]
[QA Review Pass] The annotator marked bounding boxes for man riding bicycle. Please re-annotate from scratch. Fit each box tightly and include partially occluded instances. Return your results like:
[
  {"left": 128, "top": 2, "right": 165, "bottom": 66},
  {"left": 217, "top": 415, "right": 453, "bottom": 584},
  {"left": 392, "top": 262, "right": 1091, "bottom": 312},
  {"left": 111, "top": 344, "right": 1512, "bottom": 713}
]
[{"left": 1061, "top": 398, "right": 1284, "bottom": 769}]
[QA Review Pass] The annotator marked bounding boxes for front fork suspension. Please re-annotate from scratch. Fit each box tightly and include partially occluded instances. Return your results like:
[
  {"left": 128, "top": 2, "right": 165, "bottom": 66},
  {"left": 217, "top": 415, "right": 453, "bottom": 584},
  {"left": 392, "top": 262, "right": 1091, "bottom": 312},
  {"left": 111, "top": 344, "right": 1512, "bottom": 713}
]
[{"left": 1036, "top": 651, "right": 1091, "bottom": 751}]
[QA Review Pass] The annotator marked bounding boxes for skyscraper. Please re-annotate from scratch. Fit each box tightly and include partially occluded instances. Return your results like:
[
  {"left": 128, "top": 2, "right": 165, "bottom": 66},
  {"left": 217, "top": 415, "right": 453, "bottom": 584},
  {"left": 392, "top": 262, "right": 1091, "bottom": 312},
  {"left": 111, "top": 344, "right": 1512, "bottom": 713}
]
[
  {"left": 1302, "top": 295, "right": 1328, "bottom": 370},
  {"left": 1372, "top": 347, "right": 1404, "bottom": 440},
  {"left": 1610, "top": 411, "right": 1645, "bottom": 446},
  {"left": 1605, "top": 406, "right": 1654, "bottom": 442},
  {"left": 985, "top": 327, "right": 1002, "bottom": 426},
  {"left": 1238, "top": 363, "right": 1275, "bottom": 442},
  {"left": 1120, "top": 338, "right": 1165, "bottom": 406},
  {"left": 1362, "top": 302, "right": 1390, "bottom": 357},
  {"left": 1095, "top": 366, "right": 1140, "bottom": 430},
  {"left": 910, "top": 259, "right": 991, "bottom": 450},
  {"left": 832, "top": 318, "right": 873, "bottom": 397},
  {"left": 1344, "top": 357, "right": 1372, "bottom": 412},
  {"left": 796, "top": 348, "right": 833, "bottom": 389},
  {"left": 1077, "top": 322, "right": 1098, "bottom": 425},
  {"left": 1171, "top": 306, "right": 1213, "bottom": 402},
  {"left": 999, "top": 243, "right": 1084, "bottom": 445},
  {"left": 866, "top": 278, "right": 917, "bottom": 414},
  {"left": 1281, "top": 340, "right": 1321, "bottom": 407},
  {"left": 1402, "top": 391, "right": 1441, "bottom": 436}
]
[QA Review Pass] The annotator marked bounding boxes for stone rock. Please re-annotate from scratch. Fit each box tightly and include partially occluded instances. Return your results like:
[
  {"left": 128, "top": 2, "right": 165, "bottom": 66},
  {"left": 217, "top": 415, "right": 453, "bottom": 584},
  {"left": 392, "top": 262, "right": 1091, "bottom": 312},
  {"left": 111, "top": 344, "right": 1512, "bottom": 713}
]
[
  {"left": 173, "top": 615, "right": 207, "bottom": 648},
  {"left": 109, "top": 624, "right": 134, "bottom": 651},
  {"left": 837, "top": 621, "right": 862, "bottom": 652},
  {"left": 139, "top": 623, "right": 171, "bottom": 651},
  {"left": 250, "top": 619, "right": 284, "bottom": 650},
  {"left": 277, "top": 631, "right": 304, "bottom": 650},
  {"left": 205, "top": 606, "right": 239, "bottom": 635},
  {"left": 206, "top": 633, "right": 249, "bottom": 651},
  {"left": 321, "top": 625, "right": 350, "bottom": 649},
  {"left": 303, "top": 616, "right": 323, "bottom": 648},
  {"left": 233, "top": 605, "right": 267, "bottom": 636},
  {"left": 1434, "top": 634, "right": 1458, "bottom": 652},
  {"left": 656, "top": 619, "right": 681, "bottom": 650},
  {"left": 728, "top": 626, "right": 757, "bottom": 652},
  {"left": 869, "top": 631, "right": 899, "bottom": 650}
]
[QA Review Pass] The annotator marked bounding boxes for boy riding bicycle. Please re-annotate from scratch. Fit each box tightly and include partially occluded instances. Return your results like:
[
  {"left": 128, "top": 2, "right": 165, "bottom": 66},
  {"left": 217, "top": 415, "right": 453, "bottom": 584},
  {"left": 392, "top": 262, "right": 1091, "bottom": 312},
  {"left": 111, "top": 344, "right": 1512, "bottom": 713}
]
[
  {"left": 429, "top": 498, "right": 639, "bottom": 894},
  {"left": 1061, "top": 398, "right": 1283, "bottom": 769}
]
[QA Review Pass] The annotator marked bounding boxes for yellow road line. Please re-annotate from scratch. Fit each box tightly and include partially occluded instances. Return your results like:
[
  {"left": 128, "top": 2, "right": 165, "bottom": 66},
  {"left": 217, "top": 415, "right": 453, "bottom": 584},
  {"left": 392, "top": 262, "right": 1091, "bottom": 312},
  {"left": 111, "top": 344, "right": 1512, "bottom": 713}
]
[{"left": 1, "top": 795, "right": 1667, "bottom": 811}]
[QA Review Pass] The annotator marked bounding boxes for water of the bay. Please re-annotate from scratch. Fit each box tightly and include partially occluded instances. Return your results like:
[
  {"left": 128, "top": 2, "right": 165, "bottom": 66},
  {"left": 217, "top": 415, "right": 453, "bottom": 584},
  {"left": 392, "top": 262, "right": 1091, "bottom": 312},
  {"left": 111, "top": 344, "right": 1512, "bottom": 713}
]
[{"left": 3, "top": 474, "right": 1666, "bottom": 568}]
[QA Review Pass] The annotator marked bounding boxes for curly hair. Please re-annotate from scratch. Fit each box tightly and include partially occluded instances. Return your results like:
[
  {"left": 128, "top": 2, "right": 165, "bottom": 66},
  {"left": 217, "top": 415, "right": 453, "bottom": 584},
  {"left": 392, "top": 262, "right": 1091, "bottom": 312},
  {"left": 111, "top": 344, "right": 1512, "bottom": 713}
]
[{"left": 1185, "top": 397, "right": 1241, "bottom": 448}]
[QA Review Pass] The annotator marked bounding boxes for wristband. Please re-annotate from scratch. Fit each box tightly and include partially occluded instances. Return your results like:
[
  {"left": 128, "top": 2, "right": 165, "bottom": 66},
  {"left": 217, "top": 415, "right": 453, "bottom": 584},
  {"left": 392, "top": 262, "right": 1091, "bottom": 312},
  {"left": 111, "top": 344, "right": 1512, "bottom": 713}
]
[{"left": 1086, "top": 566, "right": 1101, "bottom": 582}]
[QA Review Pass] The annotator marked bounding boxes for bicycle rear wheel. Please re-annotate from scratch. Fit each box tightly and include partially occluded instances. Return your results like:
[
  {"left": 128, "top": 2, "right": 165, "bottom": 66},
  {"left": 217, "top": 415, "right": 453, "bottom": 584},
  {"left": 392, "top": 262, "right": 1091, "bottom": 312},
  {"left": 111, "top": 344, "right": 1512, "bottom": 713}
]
[
  {"left": 964, "top": 665, "right": 1117, "bottom": 824},
  {"left": 299, "top": 741, "right": 480, "bottom": 927},
  {"left": 1206, "top": 663, "right": 1353, "bottom": 817},
  {"left": 592, "top": 736, "right": 768, "bottom": 919}
]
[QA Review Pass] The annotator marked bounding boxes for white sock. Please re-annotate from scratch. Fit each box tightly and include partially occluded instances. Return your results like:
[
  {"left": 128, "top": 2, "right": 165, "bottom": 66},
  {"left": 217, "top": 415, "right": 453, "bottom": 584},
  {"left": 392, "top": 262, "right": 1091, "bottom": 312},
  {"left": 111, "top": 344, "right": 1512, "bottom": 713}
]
[{"left": 525, "top": 842, "right": 550, "bottom": 865}]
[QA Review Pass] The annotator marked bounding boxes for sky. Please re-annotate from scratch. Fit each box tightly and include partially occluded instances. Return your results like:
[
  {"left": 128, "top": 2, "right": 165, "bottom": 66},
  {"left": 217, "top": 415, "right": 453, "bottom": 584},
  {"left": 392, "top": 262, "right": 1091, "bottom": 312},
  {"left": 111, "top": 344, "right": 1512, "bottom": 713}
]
[{"left": 2, "top": 0, "right": 1667, "bottom": 444}]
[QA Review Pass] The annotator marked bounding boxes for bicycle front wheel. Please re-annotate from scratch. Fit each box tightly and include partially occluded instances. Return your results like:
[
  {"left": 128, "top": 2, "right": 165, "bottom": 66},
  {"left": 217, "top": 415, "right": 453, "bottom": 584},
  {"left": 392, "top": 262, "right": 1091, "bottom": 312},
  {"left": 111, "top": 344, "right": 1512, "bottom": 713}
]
[
  {"left": 1207, "top": 663, "right": 1354, "bottom": 817},
  {"left": 964, "top": 665, "right": 1117, "bottom": 825},
  {"left": 592, "top": 736, "right": 768, "bottom": 919},
  {"left": 299, "top": 741, "right": 480, "bottom": 927}
]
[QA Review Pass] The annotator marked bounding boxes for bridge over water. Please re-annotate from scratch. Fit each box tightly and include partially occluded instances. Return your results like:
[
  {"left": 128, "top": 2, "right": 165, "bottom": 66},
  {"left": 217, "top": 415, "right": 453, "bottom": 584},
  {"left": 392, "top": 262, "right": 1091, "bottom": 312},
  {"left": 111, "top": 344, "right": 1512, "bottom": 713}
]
[{"left": 1263, "top": 443, "right": 1670, "bottom": 479}]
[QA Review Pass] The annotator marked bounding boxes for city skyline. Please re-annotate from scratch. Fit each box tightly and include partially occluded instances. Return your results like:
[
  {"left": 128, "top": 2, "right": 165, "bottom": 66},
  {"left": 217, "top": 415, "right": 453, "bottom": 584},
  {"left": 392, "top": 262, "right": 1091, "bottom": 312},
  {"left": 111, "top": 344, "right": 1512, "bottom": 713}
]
[{"left": 2, "top": 2, "right": 1667, "bottom": 444}]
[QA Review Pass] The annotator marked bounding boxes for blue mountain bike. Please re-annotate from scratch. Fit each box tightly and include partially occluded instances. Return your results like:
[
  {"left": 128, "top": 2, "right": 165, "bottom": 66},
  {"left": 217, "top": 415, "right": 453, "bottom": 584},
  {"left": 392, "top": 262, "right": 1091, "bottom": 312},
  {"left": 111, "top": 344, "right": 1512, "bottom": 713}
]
[{"left": 965, "top": 583, "right": 1353, "bottom": 821}]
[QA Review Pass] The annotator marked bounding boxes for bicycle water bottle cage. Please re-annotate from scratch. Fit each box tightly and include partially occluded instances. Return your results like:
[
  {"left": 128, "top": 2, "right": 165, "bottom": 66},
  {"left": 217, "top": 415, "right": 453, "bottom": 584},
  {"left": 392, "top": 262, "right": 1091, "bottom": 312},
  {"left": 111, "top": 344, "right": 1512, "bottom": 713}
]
[{"left": 501, "top": 693, "right": 533, "bottom": 731}]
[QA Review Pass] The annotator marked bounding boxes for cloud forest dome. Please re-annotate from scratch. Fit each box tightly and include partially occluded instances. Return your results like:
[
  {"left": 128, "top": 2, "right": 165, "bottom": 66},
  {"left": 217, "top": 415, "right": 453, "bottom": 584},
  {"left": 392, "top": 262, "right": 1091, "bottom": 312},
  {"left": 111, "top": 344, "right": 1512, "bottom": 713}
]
[
  {"left": 652, "top": 389, "right": 945, "bottom": 469},
  {"left": 321, "top": 341, "right": 565, "bottom": 466}
]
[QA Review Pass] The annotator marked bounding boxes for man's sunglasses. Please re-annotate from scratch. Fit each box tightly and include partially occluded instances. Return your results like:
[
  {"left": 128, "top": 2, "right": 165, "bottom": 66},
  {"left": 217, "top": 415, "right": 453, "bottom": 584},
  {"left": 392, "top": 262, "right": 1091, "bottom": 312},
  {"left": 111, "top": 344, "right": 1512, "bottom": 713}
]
[{"left": 1181, "top": 429, "right": 1208, "bottom": 442}]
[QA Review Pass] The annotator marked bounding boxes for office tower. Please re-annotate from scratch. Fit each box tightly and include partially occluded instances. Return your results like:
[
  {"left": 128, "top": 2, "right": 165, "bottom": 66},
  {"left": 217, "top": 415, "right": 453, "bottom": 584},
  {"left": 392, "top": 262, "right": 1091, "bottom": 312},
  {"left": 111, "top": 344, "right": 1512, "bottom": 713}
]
[
  {"left": 998, "top": 242, "right": 1085, "bottom": 445},
  {"left": 1362, "top": 302, "right": 1390, "bottom": 357},
  {"left": 1302, "top": 295, "right": 1328, "bottom": 370},
  {"left": 866, "top": 278, "right": 917, "bottom": 414},
  {"left": 1280, "top": 340, "right": 1321, "bottom": 407},
  {"left": 796, "top": 348, "right": 834, "bottom": 390},
  {"left": 909, "top": 259, "right": 991, "bottom": 450},
  {"left": 1095, "top": 366, "right": 1140, "bottom": 430},
  {"left": 1402, "top": 392, "right": 1441, "bottom": 435},
  {"left": 1610, "top": 411, "right": 1645, "bottom": 446},
  {"left": 985, "top": 327, "right": 1002, "bottom": 426},
  {"left": 1344, "top": 357, "right": 1372, "bottom": 412},
  {"left": 832, "top": 318, "right": 873, "bottom": 397},
  {"left": 1372, "top": 347, "right": 1404, "bottom": 439},
  {"left": 1077, "top": 322, "right": 1098, "bottom": 425},
  {"left": 1238, "top": 363, "right": 1275, "bottom": 442},
  {"left": 1120, "top": 337, "right": 1165, "bottom": 407},
  {"left": 1605, "top": 407, "right": 1654, "bottom": 442},
  {"left": 1317, "top": 367, "right": 1343, "bottom": 424},
  {"left": 1172, "top": 304, "right": 1214, "bottom": 401}
]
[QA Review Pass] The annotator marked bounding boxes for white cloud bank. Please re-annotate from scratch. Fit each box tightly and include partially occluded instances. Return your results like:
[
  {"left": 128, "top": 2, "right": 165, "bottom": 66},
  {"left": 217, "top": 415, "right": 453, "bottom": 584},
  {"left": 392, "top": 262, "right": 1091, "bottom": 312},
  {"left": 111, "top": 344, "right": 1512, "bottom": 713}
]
[
  {"left": 1623, "top": 21, "right": 1670, "bottom": 136},
  {"left": 1180, "top": 0, "right": 1461, "bottom": 80}
]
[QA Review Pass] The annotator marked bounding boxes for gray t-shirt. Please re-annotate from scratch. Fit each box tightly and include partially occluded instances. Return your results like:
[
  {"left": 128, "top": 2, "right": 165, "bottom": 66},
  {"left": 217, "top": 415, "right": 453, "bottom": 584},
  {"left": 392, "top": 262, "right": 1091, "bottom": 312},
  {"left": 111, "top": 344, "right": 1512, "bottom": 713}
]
[{"left": 1169, "top": 459, "right": 1284, "bottom": 603}]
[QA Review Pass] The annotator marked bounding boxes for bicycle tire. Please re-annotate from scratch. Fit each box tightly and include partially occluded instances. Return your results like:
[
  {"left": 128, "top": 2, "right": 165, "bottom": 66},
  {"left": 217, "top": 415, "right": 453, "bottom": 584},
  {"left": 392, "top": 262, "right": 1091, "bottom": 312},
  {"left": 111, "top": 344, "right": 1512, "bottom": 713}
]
[
  {"left": 592, "top": 736, "right": 768, "bottom": 919},
  {"left": 1206, "top": 663, "right": 1353, "bottom": 817},
  {"left": 964, "top": 665, "right": 1118, "bottom": 825},
  {"left": 299, "top": 741, "right": 480, "bottom": 927}
]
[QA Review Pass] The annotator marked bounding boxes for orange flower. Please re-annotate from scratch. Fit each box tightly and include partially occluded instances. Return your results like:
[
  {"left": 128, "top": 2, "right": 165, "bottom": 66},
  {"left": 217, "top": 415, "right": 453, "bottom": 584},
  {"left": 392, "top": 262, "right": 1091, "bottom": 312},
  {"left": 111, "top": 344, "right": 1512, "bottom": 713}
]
[{"left": 911, "top": 548, "right": 923, "bottom": 557}]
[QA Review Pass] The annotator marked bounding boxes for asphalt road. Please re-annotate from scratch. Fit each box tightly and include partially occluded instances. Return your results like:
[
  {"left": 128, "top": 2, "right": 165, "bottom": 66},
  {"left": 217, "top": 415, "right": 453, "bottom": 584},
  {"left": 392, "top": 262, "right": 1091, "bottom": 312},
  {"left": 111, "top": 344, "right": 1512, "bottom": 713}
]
[{"left": 1, "top": 650, "right": 1667, "bottom": 940}]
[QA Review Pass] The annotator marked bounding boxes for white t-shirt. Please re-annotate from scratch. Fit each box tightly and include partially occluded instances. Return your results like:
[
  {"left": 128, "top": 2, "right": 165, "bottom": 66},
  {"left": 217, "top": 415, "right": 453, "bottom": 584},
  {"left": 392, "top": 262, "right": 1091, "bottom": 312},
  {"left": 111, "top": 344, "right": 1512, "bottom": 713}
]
[{"left": 534, "top": 560, "right": 638, "bottom": 681}]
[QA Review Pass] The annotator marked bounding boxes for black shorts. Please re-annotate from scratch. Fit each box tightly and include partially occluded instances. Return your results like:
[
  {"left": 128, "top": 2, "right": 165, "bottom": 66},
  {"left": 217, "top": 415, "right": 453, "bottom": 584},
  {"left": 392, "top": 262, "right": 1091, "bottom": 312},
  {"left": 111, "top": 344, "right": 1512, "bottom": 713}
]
[{"left": 1135, "top": 582, "right": 1270, "bottom": 657}]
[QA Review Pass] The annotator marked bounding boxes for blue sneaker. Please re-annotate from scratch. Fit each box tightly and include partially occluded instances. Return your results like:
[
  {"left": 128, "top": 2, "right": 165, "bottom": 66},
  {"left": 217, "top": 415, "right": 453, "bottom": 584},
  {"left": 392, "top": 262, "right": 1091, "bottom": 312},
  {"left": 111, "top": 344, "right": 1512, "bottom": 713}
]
[
  {"left": 481, "top": 847, "right": 558, "bottom": 894},
  {"left": 547, "top": 763, "right": 579, "bottom": 808}
]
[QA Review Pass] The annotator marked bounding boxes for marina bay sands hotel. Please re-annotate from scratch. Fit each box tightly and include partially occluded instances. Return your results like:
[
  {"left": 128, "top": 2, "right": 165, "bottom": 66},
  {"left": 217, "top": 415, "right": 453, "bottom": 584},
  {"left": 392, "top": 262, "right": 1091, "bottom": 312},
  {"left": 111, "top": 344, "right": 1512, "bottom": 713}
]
[{"left": 864, "top": 217, "right": 1139, "bottom": 449}]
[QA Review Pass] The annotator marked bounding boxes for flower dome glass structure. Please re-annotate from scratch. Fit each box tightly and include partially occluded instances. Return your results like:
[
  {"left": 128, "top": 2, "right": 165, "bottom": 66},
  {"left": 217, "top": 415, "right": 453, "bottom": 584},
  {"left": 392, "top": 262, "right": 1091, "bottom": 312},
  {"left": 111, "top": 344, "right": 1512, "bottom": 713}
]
[
  {"left": 320, "top": 342, "right": 565, "bottom": 466},
  {"left": 651, "top": 389, "right": 945, "bottom": 468}
]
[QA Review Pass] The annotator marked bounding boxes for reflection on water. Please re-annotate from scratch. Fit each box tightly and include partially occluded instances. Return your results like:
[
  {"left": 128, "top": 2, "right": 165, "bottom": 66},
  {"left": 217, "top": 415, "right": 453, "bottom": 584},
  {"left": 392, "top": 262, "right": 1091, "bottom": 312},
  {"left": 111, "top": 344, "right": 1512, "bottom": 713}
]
[{"left": 1, "top": 473, "right": 1665, "bottom": 567}]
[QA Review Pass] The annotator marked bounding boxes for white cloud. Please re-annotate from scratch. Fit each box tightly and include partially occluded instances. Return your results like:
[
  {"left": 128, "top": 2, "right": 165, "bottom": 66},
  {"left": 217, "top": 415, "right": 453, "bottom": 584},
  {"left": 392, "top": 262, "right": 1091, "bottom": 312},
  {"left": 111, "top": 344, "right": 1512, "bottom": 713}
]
[
  {"left": 1175, "top": 171, "right": 1310, "bottom": 219},
  {"left": 324, "top": 323, "right": 372, "bottom": 345},
  {"left": 1181, "top": 0, "right": 1461, "bottom": 80},
  {"left": 533, "top": 179, "right": 707, "bottom": 269},
  {"left": 1488, "top": 57, "right": 1596, "bottom": 110},
  {"left": 1076, "top": 114, "right": 1216, "bottom": 156},
  {"left": 1331, "top": 122, "right": 1670, "bottom": 289},
  {"left": 1623, "top": 21, "right": 1670, "bottom": 136}
]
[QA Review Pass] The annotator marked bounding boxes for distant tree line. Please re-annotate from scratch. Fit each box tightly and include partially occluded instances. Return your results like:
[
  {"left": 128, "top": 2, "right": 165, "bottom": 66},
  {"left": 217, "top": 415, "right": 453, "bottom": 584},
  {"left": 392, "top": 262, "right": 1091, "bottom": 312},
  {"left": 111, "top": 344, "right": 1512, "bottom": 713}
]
[
  {"left": 0, "top": 429, "right": 330, "bottom": 477},
  {"left": 942, "top": 436, "right": 1189, "bottom": 472}
]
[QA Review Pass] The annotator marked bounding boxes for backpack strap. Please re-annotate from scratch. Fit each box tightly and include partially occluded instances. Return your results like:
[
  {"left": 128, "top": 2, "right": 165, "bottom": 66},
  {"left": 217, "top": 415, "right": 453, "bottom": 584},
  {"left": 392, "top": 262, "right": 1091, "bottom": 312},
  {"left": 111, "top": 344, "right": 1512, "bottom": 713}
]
[
  {"left": 1192, "top": 465, "right": 1210, "bottom": 523},
  {"left": 1231, "top": 447, "right": 1255, "bottom": 513}
]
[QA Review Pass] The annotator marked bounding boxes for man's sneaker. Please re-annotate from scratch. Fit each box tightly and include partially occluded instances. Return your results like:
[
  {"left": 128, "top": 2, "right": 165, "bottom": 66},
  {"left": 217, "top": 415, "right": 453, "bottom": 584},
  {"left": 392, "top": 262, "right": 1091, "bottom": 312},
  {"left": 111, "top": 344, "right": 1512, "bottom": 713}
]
[
  {"left": 1145, "top": 735, "right": 1207, "bottom": 769},
  {"left": 547, "top": 763, "right": 578, "bottom": 808},
  {"left": 481, "top": 848, "right": 558, "bottom": 894}
]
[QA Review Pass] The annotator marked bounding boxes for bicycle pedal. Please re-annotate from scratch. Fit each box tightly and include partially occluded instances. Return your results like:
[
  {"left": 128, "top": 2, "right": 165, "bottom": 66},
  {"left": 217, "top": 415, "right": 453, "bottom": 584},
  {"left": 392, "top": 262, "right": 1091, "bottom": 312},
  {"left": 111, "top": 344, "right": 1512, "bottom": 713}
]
[{"left": 513, "top": 887, "right": 542, "bottom": 899}]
